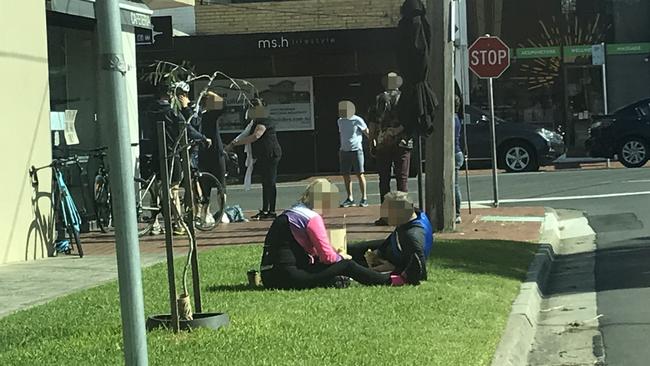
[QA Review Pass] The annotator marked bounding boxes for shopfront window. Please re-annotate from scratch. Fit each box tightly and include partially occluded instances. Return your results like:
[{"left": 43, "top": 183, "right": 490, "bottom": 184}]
[{"left": 466, "top": 0, "right": 649, "bottom": 155}]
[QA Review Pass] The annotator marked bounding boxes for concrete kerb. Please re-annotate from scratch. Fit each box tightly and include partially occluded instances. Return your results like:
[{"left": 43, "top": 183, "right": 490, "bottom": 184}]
[{"left": 490, "top": 208, "right": 562, "bottom": 366}]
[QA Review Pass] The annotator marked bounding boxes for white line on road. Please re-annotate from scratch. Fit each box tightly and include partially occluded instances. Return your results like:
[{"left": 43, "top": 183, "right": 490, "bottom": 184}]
[
  {"left": 471, "top": 191, "right": 650, "bottom": 205},
  {"left": 625, "top": 179, "right": 650, "bottom": 184}
]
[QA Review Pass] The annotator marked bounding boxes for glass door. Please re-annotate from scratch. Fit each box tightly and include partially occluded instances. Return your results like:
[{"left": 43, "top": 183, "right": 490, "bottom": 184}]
[{"left": 563, "top": 65, "right": 606, "bottom": 157}]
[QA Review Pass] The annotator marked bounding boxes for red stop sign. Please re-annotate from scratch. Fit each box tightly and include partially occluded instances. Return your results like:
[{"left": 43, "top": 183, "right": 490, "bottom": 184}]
[{"left": 468, "top": 36, "right": 511, "bottom": 79}]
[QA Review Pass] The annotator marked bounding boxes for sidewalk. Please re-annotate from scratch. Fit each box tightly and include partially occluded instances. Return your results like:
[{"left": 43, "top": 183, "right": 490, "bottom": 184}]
[{"left": 0, "top": 205, "right": 545, "bottom": 319}]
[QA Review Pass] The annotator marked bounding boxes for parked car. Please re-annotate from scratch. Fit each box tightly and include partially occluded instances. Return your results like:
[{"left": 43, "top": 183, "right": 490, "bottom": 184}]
[
  {"left": 586, "top": 98, "right": 650, "bottom": 168},
  {"left": 463, "top": 105, "right": 566, "bottom": 172}
]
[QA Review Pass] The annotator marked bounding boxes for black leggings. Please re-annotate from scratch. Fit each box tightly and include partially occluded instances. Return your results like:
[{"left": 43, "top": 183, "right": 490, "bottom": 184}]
[
  {"left": 262, "top": 260, "right": 391, "bottom": 290},
  {"left": 347, "top": 240, "right": 385, "bottom": 267},
  {"left": 258, "top": 156, "right": 280, "bottom": 212}
]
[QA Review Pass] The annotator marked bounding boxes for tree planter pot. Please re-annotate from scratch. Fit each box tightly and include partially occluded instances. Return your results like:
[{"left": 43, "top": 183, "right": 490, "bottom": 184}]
[{"left": 146, "top": 312, "right": 230, "bottom": 332}]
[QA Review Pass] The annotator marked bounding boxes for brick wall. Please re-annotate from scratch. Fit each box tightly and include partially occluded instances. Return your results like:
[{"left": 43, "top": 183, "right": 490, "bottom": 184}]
[{"left": 195, "top": 0, "right": 403, "bottom": 35}]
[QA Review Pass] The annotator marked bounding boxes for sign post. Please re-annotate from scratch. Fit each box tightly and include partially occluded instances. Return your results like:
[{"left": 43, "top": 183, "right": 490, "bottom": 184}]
[{"left": 468, "top": 35, "right": 511, "bottom": 207}]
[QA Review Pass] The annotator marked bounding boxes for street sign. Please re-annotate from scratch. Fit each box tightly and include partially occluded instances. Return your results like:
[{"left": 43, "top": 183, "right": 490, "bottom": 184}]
[
  {"left": 468, "top": 35, "right": 511, "bottom": 207},
  {"left": 592, "top": 44, "right": 605, "bottom": 65},
  {"left": 468, "top": 36, "right": 511, "bottom": 79}
]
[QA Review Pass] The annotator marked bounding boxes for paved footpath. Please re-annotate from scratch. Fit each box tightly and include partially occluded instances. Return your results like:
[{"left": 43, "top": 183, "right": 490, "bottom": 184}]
[{"left": 0, "top": 205, "right": 545, "bottom": 319}]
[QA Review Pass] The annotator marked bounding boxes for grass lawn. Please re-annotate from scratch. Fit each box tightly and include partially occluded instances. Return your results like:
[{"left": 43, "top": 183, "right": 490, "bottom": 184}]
[{"left": 0, "top": 240, "right": 536, "bottom": 366}]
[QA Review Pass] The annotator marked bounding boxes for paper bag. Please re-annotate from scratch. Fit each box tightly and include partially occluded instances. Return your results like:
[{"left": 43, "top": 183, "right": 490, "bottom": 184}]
[{"left": 327, "top": 224, "right": 347, "bottom": 255}]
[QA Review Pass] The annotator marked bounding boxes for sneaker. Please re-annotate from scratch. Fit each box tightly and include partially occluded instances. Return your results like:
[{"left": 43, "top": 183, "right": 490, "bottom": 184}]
[
  {"left": 264, "top": 212, "right": 277, "bottom": 220},
  {"left": 333, "top": 276, "right": 351, "bottom": 289},
  {"left": 358, "top": 198, "right": 369, "bottom": 207},
  {"left": 340, "top": 198, "right": 355, "bottom": 208},
  {"left": 374, "top": 217, "right": 389, "bottom": 226},
  {"left": 172, "top": 224, "right": 186, "bottom": 236},
  {"left": 398, "top": 138, "right": 414, "bottom": 150},
  {"left": 251, "top": 210, "right": 267, "bottom": 220},
  {"left": 401, "top": 254, "right": 423, "bottom": 285},
  {"left": 455, "top": 216, "right": 462, "bottom": 224}
]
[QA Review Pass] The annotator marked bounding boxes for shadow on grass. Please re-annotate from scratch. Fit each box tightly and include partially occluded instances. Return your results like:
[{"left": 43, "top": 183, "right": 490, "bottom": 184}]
[
  {"left": 433, "top": 239, "right": 538, "bottom": 281},
  {"left": 206, "top": 283, "right": 267, "bottom": 292}
]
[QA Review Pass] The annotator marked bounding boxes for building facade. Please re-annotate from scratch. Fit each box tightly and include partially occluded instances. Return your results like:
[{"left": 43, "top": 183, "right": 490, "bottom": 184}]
[
  {"left": 138, "top": 0, "right": 650, "bottom": 174},
  {"left": 0, "top": 0, "right": 159, "bottom": 265}
]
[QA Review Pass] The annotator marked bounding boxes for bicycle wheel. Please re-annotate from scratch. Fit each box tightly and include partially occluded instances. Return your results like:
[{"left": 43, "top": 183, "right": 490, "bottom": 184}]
[
  {"left": 94, "top": 177, "right": 112, "bottom": 233},
  {"left": 194, "top": 172, "right": 225, "bottom": 231},
  {"left": 136, "top": 178, "right": 162, "bottom": 236},
  {"left": 67, "top": 225, "right": 83, "bottom": 258}
]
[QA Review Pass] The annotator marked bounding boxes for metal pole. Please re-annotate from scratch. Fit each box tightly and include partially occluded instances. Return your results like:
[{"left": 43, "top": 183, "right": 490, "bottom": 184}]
[
  {"left": 157, "top": 122, "right": 180, "bottom": 333},
  {"left": 457, "top": 0, "right": 472, "bottom": 214},
  {"left": 95, "top": 1, "right": 148, "bottom": 364},
  {"left": 488, "top": 77, "right": 499, "bottom": 207},
  {"left": 601, "top": 42, "right": 609, "bottom": 115},
  {"left": 417, "top": 135, "right": 424, "bottom": 211}
]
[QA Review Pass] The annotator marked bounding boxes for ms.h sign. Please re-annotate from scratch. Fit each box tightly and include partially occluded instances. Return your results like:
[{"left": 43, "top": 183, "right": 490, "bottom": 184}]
[{"left": 469, "top": 36, "right": 511, "bottom": 79}]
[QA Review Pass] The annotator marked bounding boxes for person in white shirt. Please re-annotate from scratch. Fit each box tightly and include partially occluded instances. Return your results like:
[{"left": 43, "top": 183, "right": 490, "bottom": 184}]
[{"left": 337, "top": 101, "right": 370, "bottom": 207}]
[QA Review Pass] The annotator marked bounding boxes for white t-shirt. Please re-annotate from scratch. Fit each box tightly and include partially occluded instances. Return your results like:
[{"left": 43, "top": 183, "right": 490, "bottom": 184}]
[{"left": 337, "top": 115, "right": 367, "bottom": 152}]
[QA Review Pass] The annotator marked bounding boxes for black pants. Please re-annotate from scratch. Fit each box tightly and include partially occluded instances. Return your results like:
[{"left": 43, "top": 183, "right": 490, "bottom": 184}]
[
  {"left": 262, "top": 260, "right": 390, "bottom": 290},
  {"left": 257, "top": 156, "right": 280, "bottom": 212},
  {"left": 376, "top": 146, "right": 411, "bottom": 203},
  {"left": 347, "top": 240, "right": 385, "bottom": 268}
]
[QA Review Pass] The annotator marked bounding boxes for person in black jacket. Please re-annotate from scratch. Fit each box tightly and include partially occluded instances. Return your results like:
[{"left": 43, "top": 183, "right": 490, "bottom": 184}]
[{"left": 226, "top": 101, "right": 282, "bottom": 220}]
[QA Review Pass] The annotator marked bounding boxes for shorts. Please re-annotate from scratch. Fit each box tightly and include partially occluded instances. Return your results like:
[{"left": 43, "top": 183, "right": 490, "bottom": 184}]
[{"left": 339, "top": 150, "right": 365, "bottom": 174}]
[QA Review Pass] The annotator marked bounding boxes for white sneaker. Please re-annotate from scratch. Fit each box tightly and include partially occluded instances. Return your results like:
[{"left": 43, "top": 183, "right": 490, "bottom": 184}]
[{"left": 455, "top": 216, "right": 462, "bottom": 224}]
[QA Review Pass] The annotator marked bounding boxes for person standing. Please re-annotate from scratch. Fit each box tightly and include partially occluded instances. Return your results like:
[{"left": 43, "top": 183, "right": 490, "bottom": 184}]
[
  {"left": 369, "top": 73, "right": 412, "bottom": 226},
  {"left": 337, "top": 101, "right": 370, "bottom": 208},
  {"left": 454, "top": 95, "right": 464, "bottom": 224},
  {"left": 227, "top": 101, "right": 282, "bottom": 220}
]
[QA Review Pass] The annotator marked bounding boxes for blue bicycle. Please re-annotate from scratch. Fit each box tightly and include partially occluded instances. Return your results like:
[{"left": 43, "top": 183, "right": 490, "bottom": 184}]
[{"left": 30, "top": 157, "right": 84, "bottom": 258}]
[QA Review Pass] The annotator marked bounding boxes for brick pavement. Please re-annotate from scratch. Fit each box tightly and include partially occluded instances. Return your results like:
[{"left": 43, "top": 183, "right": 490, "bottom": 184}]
[{"left": 81, "top": 205, "right": 546, "bottom": 257}]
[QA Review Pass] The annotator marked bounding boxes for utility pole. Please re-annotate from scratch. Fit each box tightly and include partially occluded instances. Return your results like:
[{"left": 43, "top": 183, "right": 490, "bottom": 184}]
[
  {"left": 95, "top": 1, "right": 149, "bottom": 365},
  {"left": 426, "top": 0, "right": 456, "bottom": 231}
]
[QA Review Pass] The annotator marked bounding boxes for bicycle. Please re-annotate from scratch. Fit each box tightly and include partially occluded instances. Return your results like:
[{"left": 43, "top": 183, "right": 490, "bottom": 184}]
[
  {"left": 88, "top": 146, "right": 111, "bottom": 233},
  {"left": 30, "top": 157, "right": 84, "bottom": 258}
]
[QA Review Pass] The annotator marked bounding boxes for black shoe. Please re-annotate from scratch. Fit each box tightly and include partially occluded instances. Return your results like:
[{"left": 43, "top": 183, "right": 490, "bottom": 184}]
[
  {"left": 374, "top": 217, "right": 389, "bottom": 226},
  {"left": 333, "top": 276, "right": 351, "bottom": 289},
  {"left": 402, "top": 254, "right": 423, "bottom": 285},
  {"left": 251, "top": 211, "right": 267, "bottom": 220},
  {"left": 264, "top": 212, "right": 277, "bottom": 220}
]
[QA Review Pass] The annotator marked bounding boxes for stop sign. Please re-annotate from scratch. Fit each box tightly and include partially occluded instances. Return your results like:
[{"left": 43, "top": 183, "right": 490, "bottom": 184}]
[{"left": 468, "top": 36, "right": 511, "bottom": 79}]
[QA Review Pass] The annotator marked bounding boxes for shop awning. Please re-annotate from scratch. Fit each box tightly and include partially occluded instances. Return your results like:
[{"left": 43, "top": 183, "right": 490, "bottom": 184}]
[{"left": 46, "top": 0, "right": 154, "bottom": 29}]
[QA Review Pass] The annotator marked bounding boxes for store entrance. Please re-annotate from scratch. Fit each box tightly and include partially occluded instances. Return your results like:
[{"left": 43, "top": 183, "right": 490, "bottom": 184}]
[{"left": 563, "top": 65, "right": 606, "bottom": 157}]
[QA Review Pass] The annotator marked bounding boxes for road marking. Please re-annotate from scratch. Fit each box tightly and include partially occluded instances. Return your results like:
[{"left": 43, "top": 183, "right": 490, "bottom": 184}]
[
  {"left": 480, "top": 215, "right": 546, "bottom": 222},
  {"left": 625, "top": 179, "right": 650, "bottom": 184},
  {"left": 472, "top": 191, "right": 650, "bottom": 204}
]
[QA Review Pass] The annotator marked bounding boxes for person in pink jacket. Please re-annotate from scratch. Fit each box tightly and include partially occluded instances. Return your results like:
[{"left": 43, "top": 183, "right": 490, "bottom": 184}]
[{"left": 259, "top": 179, "right": 422, "bottom": 289}]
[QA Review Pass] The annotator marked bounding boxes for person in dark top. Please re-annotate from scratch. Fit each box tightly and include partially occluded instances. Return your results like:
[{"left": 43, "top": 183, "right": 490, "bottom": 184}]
[
  {"left": 260, "top": 179, "right": 423, "bottom": 289},
  {"left": 200, "top": 108, "right": 227, "bottom": 188},
  {"left": 368, "top": 73, "right": 412, "bottom": 226},
  {"left": 454, "top": 95, "right": 464, "bottom": 224},
  {"left": 347, "top": 191, "right": 433, "bottom": 282},
  {"left": 176, "top": 83, "right": 212, "bottom": 171},
  {"left": 227, "top": 102, "right": 282, "bottom": 220},
  {"left": 147, "top": 83, "right": 191, "bottom": 234}
]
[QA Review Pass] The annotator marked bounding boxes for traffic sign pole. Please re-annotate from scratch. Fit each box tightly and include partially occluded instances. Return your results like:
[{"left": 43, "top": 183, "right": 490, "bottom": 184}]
[
  {"left": 488, "top": 77, "right": 499, "bottom": 207},
  {"left": 468, "top": 34, "right": 510, "bottom": 208}
]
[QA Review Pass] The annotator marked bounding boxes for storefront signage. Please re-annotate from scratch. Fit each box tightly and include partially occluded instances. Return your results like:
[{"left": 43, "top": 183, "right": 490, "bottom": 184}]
[
  {"left": 256, "top": 35, "right": 337, "bottom": 50},
  {"left": 564, "top": 45, "right": 593, "bottom": 58},
  {"left": 516, "top": 47, "right": 561, "bottom": 59},
  {"left": 607, "top": 43, "right": 650, "bottom": 55},
  {"left": 210, "top": 76, "right": 315, "bottom": 133}
]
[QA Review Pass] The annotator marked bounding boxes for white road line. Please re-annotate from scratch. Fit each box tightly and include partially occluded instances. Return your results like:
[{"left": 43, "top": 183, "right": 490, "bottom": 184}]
[
  {"left": 625, "top": 179, "right": 650, "bottom": 184},
  {"left": 472, "top": 191, "right": 650, "bottom": 204}
]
